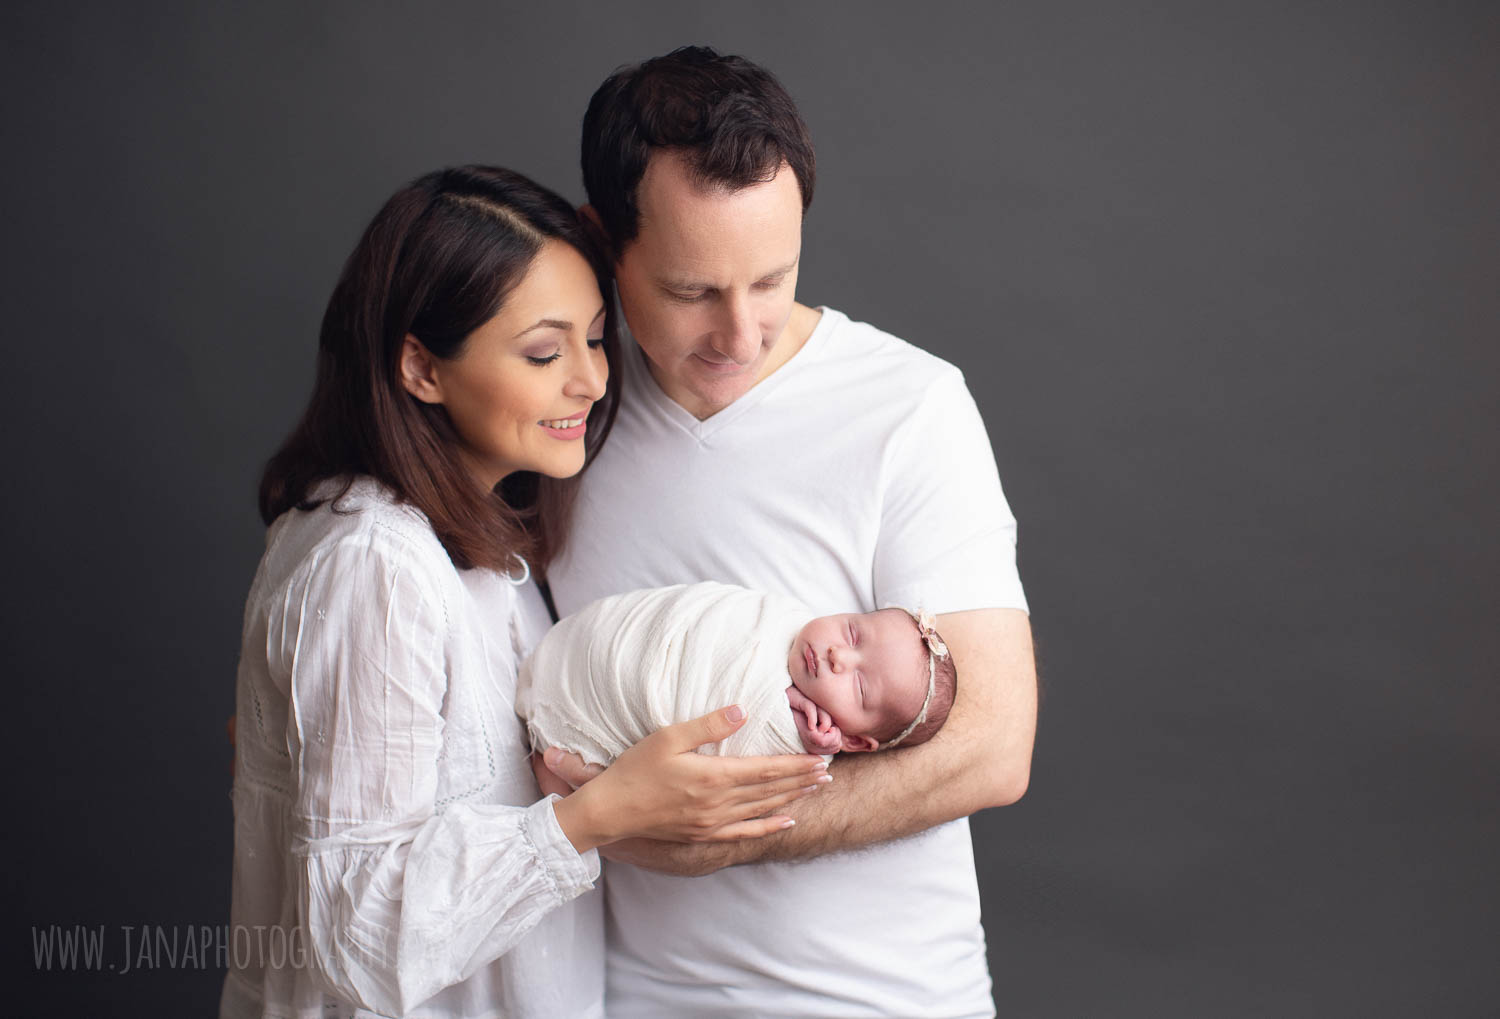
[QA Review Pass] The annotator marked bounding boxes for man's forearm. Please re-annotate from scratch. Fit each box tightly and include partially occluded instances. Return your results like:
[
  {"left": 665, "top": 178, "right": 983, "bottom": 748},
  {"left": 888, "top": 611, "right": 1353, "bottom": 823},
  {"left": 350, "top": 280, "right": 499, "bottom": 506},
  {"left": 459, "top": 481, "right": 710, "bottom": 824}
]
[{"left": 609, "top": 608, "right": 1037, "bottom": 875}]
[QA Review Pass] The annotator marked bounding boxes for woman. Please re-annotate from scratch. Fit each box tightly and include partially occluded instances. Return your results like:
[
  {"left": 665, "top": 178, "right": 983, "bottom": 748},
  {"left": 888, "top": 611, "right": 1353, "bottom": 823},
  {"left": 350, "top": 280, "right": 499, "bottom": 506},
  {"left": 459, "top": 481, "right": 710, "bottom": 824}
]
[{"left": 221, "top": 166, "right": 826, "bottom": 1018}]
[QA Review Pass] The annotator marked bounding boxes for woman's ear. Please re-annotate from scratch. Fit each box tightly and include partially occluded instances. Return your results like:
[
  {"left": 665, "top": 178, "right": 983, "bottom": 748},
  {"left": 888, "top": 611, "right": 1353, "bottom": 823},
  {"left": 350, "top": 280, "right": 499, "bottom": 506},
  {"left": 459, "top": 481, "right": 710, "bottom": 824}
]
[
  {"left": 399, "top": 335, "right": 444, "bottom": 404},
  {"left": 840, "top": 732, "right": 880, "bottom": 753}
]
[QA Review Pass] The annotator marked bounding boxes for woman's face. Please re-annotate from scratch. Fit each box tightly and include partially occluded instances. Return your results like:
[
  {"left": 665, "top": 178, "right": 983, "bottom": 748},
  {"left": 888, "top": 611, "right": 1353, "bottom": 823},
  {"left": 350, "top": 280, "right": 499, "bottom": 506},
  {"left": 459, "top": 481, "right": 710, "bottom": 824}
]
[{"left": 420, "top": 240, "right": 609, "bottom": 488}]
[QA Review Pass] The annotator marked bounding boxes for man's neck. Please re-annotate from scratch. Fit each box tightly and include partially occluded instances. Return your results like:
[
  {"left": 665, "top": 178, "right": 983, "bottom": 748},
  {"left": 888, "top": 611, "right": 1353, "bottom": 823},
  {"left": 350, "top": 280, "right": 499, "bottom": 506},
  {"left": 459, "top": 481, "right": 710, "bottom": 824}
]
[
  {"left": 756, "top": 302, "right": 822, "bottom": 385},
  {"left": 643, "top": 302, "right": 823, "bottom": 420}
]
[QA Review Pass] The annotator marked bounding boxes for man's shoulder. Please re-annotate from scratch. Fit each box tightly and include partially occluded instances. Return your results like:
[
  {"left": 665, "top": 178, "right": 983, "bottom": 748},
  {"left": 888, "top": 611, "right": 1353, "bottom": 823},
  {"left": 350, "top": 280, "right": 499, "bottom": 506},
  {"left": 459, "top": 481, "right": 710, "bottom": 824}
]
[{"left": 811, "top": 307, "right": 967, "bottom": 408}]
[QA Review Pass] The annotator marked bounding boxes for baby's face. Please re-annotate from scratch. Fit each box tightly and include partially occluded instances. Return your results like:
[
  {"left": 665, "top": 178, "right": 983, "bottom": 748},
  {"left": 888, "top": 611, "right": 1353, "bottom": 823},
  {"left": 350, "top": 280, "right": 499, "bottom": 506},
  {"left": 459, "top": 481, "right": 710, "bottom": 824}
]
[{"left": 787, "top": 608, "right": 929, "bottom": 744}]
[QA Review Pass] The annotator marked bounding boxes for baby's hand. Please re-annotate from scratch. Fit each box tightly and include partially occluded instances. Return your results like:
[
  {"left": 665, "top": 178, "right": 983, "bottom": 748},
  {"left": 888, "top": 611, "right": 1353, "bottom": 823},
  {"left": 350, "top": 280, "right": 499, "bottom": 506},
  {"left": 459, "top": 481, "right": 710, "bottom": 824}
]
[{"left": 787, "top": 686, "right": 841, "bottom": 755}]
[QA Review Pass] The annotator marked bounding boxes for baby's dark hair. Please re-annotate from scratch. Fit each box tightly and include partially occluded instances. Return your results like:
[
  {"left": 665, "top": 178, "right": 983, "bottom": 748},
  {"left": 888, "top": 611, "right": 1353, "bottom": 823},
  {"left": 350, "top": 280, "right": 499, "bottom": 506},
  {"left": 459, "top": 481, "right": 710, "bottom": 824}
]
[{"left": 879, "top": 619, "right": 958, "bottom": 750}]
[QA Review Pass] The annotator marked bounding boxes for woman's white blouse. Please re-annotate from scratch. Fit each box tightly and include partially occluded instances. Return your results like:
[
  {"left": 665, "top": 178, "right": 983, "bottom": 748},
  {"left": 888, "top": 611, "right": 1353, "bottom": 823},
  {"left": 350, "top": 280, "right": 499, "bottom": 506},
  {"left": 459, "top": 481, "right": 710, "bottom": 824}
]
[{"left": 220, "top": 479, "right": 603, "bottom": 1019}]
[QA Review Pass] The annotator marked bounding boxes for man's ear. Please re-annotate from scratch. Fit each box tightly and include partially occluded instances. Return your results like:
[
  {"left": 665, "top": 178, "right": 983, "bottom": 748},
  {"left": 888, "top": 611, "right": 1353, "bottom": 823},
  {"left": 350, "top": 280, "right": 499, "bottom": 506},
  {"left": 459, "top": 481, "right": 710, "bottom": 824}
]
[
  {"left": 840, "top": 732, "right": 880, "bottom": 753},
  {"left": 577, "top": 204, "right": 618, "bottom": 263},
  {"left": 399, "top": 335, "right": 444, "bottom": 404}
]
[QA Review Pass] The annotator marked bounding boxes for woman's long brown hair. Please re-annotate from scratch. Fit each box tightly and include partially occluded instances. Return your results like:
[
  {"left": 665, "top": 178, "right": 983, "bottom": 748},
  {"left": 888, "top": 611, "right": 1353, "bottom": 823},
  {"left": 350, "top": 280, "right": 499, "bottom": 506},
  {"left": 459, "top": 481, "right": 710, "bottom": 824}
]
[{"left": 259, "top": 165, "right": 620, "bottom": 573}]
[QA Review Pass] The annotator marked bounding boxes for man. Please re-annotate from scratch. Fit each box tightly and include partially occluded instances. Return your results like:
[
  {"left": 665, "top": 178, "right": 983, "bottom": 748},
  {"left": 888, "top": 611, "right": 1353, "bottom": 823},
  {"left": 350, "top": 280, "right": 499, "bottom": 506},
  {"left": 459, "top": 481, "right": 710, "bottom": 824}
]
[{"left": 540, "top": 46, "right": 1037, "bottom": 1017}]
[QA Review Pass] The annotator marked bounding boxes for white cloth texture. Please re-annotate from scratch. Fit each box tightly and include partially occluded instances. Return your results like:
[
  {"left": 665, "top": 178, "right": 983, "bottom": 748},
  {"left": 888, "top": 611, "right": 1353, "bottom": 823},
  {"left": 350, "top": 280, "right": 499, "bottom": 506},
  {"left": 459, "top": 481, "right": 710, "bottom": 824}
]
[
  {"left": 221, "top": 478, "right": 604, "bottom": 1019},
  {"left": 516, "top": 581, "right": 809, "bottom": 766},
  {"left": 547, "top": 307, "right": 1026, "bottom": 1018}
]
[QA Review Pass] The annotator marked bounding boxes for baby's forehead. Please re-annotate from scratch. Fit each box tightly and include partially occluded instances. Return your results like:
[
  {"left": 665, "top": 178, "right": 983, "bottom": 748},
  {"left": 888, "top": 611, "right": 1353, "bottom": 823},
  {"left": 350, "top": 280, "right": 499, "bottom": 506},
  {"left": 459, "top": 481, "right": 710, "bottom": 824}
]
[{"left": 859, "top": 607, "right": 916, "bottom": 631}]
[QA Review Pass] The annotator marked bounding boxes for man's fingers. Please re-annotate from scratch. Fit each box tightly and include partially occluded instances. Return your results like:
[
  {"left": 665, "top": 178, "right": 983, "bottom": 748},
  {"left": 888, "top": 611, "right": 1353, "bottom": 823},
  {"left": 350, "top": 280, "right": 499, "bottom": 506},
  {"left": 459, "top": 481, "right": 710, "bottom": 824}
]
[
  {"left": 664, "top": 704, "right": 748, "bottom": 753},
  {"left": 542, "top": 747, "right": 602, "bottom": 789}
]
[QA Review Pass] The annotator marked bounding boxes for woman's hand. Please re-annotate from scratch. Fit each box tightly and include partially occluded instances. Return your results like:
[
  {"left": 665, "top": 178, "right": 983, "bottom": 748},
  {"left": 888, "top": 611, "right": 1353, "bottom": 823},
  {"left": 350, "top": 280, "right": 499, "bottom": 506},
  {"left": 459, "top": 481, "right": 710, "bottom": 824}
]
[{"left": 549, "top": 705, "right": 830, "bottom": 854}]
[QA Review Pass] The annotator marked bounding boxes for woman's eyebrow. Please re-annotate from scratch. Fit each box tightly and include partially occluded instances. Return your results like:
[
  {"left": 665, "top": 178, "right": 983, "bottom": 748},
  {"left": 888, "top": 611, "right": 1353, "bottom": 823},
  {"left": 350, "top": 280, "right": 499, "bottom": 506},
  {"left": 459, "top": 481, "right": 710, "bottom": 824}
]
[
  {"left": 514, "top": 318, "right": 574, "bottom": 338},
  {"left": 516, "top": 305, "right": 607, "bottom": 339}
]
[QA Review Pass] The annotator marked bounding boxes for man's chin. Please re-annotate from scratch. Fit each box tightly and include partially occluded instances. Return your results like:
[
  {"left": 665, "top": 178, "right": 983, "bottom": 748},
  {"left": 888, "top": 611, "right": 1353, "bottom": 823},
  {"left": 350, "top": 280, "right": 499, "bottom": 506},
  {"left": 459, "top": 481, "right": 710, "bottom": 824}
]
[{"left": 684, "top": 373, "right": 757, "bottom": 416}]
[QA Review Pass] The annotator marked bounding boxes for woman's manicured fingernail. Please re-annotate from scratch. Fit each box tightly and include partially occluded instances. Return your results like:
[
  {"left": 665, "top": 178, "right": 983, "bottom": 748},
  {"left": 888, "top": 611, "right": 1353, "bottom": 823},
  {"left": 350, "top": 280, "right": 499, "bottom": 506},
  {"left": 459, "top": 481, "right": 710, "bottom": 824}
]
[
  {"left": 725, "top": 705, "right": 745, "bottom": 722},
  {"left": 780, "top": 818, "right": 796, "bottom": 828},
  {"left": 816, "top": 774, "right": 832, "bottom": 784}
]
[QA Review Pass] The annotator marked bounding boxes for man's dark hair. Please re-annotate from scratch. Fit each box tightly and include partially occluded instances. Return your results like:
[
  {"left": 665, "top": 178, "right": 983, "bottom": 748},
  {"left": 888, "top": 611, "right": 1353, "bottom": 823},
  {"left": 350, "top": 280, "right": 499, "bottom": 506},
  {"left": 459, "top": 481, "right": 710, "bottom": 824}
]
[{"left": 581, "top": 45, "right": 816, "bottom": 252}]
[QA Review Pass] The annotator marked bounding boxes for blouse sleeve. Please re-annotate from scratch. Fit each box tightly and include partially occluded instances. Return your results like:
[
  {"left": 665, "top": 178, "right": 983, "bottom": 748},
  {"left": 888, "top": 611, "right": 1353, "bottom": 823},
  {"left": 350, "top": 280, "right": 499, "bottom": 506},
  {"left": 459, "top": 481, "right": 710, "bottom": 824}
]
[{"left": 266, "top": 527, "right": 598, "bottom": 1015}]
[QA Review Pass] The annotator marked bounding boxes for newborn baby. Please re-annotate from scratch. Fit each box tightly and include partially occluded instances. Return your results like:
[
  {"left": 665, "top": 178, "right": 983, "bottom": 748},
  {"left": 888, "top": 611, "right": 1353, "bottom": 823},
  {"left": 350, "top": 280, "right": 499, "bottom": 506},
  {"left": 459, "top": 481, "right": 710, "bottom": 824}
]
[{"left": 516, "top": 581, "right": 957, "bottom": 766}]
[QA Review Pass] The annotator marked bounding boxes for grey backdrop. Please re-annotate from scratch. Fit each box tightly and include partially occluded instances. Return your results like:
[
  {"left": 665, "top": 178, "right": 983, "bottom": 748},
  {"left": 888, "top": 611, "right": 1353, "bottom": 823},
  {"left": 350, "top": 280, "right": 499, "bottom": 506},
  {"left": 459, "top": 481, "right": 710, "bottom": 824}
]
[{"left": 4, "top": 2, "right": 1496, "bottom": 1016}]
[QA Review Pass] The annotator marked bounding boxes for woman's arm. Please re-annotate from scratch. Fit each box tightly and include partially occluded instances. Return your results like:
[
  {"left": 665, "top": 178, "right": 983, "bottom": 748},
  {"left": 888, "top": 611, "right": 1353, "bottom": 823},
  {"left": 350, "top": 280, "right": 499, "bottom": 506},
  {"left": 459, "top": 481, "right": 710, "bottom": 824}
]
[
  {"left": 277, "top": 535, "right": 580, "bottom": 1013},
  {"left": 276, "top": 533, "right": 825, "bottom": 1012}
]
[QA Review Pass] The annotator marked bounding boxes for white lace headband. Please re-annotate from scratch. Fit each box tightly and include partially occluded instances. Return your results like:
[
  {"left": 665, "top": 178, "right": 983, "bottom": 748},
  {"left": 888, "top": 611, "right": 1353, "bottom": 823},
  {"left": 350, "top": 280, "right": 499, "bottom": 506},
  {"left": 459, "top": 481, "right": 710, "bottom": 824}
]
[{"left": 880, "top": 609, "right": 949, "bottom": 750}]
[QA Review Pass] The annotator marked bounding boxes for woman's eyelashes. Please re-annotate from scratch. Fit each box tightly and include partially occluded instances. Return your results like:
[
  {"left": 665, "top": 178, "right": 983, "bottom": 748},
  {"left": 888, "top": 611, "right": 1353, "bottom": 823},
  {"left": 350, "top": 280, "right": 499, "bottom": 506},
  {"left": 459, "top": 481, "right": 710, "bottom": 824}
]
[{"left": 525, "top": 337, "right": 604, "bottom": 365}]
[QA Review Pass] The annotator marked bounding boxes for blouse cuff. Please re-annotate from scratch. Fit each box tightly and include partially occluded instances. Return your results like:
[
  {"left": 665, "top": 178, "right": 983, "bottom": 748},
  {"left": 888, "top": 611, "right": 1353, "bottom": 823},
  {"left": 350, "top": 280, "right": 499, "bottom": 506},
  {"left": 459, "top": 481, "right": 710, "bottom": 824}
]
[{"left": 526, "top": 795, "right": 601, "bottom": 894}]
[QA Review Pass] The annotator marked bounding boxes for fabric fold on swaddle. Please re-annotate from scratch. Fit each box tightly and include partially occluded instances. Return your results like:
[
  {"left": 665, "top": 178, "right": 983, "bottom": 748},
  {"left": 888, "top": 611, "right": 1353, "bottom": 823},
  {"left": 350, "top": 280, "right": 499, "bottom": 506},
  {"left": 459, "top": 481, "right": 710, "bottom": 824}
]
[{"left": 517, "top": 581, "right": 809, "bottom": 766}]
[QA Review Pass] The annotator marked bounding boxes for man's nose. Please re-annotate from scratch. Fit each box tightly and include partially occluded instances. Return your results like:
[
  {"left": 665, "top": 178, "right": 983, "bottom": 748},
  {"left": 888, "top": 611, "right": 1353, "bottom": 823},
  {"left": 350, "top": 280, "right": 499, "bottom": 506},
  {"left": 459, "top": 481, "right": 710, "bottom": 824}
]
[{"left": 711, "top": 293, "right": 760, "bottom": 364}]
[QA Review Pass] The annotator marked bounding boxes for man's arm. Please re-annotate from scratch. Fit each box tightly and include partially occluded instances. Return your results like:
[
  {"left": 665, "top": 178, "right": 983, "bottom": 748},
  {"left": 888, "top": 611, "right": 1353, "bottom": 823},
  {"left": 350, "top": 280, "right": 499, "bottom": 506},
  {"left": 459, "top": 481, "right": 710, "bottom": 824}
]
[{"left": 550, "top": 607, "right": 1036, "bottom": 875}]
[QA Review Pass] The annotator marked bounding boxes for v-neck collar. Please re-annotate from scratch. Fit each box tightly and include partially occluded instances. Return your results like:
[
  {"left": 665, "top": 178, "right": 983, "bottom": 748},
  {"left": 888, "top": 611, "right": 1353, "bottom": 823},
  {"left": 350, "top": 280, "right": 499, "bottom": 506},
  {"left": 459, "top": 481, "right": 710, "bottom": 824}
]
[{"left": 625, "top": 307, "right": 839, "bottom": 444}]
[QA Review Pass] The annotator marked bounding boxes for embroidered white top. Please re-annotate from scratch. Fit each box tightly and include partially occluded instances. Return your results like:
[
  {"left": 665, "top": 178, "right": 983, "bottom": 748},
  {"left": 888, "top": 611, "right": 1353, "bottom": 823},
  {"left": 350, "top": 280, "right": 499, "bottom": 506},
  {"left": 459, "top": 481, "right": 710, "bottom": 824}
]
[{"left": 220, "top": 478, "right": 603, "bottom": 1019}]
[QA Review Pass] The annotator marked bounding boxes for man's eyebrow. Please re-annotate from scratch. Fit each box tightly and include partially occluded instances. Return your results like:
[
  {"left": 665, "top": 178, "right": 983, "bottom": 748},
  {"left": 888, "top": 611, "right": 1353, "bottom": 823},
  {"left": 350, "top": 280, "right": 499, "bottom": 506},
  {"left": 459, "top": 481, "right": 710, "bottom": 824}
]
[
  {"left": 658, "top": 261, "right": 799, "bottom": 290},
  {"left": 513, "top": 305, "right": 606, "bottom": 339}
]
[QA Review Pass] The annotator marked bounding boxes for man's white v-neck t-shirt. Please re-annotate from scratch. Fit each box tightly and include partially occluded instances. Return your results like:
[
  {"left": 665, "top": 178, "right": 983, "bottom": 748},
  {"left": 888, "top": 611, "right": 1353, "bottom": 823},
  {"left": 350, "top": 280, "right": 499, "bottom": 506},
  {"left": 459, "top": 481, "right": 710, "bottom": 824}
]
[{"left": 548, "top": 307, "right": 1026, "bottom": 1018}]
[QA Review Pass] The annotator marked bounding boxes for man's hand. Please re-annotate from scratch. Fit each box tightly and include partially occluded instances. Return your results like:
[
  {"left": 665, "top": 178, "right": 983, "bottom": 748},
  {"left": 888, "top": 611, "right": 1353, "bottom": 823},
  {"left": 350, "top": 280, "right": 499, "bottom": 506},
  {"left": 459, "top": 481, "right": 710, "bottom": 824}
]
[{"left": 531, "top": 748, "right": 602, "bottom": 796}]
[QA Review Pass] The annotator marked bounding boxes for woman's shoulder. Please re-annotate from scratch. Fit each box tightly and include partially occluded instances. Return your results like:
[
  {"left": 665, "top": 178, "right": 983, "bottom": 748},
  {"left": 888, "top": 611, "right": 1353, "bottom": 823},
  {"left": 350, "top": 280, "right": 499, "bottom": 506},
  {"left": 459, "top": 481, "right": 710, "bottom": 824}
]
[{"left": 257, "top": 476, "right": 458, "bottom": 600}]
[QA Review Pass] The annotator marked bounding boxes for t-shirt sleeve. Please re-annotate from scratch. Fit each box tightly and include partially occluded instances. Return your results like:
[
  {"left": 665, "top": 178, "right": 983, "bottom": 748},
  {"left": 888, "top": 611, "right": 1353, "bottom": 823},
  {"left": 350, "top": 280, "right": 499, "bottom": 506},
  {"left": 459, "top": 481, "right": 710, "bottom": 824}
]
[{"left": 872, "top": 369, "right": 1028, "bottom": 616}]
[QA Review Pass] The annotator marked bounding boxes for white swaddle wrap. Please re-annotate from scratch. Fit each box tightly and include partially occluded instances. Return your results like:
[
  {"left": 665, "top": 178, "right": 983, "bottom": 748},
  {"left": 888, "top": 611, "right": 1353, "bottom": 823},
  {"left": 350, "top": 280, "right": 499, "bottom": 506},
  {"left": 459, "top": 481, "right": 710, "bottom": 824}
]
[{"left": 516, "top": 581, "right": 809, "bottom": 766}]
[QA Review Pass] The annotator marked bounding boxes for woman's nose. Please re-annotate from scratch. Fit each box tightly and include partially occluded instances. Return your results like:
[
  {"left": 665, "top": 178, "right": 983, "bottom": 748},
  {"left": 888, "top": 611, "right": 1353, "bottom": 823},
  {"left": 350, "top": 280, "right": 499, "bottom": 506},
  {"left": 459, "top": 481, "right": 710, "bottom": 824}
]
[{"left": 566, "top": 342, "right": 608, "bottom": 401}]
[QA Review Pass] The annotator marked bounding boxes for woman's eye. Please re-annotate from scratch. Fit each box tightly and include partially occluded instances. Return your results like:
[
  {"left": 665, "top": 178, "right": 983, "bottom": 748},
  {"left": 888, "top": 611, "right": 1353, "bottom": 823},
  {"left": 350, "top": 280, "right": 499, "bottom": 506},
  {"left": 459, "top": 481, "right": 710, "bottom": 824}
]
[
  {"left": 525, "top": 352, "right": 562, "bottom": 366},
  {"left": 587, "top": 337, "right": 605, "bottom": 349}
]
